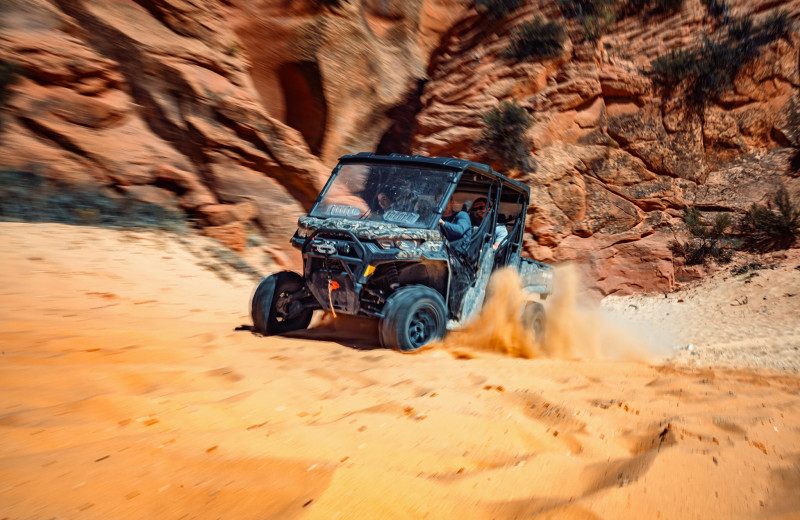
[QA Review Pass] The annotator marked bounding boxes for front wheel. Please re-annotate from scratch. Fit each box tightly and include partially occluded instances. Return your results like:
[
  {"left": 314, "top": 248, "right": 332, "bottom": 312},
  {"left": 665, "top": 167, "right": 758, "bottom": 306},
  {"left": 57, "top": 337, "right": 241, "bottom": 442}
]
[
  {"left": 522, "top": 301, "right": 546, "bottom": 345},
  {"left": 251, "top": 271, "right": 312, "bottom": 335},
  {"left": 380, "top": 286, "right": 447, "bottom": 352}
]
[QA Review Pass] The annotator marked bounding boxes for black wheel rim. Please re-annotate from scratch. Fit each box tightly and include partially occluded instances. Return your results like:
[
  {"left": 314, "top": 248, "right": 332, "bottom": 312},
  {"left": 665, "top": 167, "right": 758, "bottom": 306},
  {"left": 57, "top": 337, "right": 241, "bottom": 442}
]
[
  {"left": 274, "top": 291, "right": 292, "bottom": 323},
  {"left": 408, "top": 306, "right": 436, "bottom": 349}
]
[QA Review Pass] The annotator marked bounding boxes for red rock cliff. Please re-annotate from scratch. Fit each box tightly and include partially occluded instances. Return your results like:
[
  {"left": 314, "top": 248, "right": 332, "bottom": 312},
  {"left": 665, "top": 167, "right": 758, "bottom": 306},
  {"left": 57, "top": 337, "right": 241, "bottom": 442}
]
[
  {"left": 414, "top": 0, "right": 800, "bottom": 294},
  {"left": 0, "top": 0, "right": 798, "bottom": 293}
]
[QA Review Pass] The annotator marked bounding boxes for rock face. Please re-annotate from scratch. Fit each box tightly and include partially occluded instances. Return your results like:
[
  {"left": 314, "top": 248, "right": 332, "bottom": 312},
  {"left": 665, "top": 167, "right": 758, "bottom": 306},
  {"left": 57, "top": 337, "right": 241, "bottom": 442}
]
[
  {"left": 0, "top": 0, "right": 468, "bottom": 253},
  {"left": 413, "top": 0, "right": 800, "bottom": 295},
  {"left": 0, "top": 0, "right": 329, "bottom": 253},
  {"left": 1, "top": 0, "right": 798, "bottom": 294}
]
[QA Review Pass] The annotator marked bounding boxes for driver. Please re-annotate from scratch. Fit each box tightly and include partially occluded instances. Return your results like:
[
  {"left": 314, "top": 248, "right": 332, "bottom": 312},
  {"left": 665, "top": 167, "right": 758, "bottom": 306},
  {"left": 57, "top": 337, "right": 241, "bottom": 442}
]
[
  {"left": 367, "top": 191, "right": 394, "bottom": 220},
  {"left": 377, "top": 192, "right": 393, "bottom": 213}
]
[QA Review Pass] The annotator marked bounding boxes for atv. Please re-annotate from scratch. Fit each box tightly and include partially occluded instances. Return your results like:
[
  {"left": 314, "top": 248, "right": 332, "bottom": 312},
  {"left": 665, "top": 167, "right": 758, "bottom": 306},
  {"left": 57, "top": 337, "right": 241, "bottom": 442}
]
[{"left": 251, "top": 153, "right": 554, "bottom": 351}]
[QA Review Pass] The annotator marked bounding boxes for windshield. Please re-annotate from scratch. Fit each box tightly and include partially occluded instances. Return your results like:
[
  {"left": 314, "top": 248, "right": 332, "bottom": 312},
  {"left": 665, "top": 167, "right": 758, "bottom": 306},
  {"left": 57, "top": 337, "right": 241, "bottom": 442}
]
[{"left": 309, "top": 162, "right": 456, "bottom": 228}]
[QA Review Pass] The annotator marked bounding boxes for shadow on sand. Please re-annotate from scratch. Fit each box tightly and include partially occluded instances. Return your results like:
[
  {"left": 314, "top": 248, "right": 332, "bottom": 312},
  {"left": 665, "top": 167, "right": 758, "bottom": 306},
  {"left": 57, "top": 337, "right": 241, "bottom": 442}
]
[{"left": 237, "top": 313, "right": 384, "bottom": 351}]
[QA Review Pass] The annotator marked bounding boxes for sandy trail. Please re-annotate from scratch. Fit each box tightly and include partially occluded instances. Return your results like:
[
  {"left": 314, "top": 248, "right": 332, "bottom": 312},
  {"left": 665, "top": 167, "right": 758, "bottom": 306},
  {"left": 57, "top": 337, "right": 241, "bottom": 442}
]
[{"left": 1, "top": 223, "right": 800, "bottom": 519}]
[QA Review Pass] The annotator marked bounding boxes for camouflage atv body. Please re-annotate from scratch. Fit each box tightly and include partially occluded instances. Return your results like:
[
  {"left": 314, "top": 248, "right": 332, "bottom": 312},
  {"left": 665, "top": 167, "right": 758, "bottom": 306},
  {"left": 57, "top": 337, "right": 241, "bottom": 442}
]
[{"left": 251, "top": 153, "right": 554, "bottom": 351}]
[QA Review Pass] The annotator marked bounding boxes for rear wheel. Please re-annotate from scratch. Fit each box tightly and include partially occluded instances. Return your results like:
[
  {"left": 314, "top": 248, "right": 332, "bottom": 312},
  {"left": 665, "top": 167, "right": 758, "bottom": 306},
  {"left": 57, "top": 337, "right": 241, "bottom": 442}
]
[
  {"left": 522, "top": 301, "right": 546, "bottom": 345},
  {"left": 380, "top": 286, "right": 447, "bottom": 352},
  {"left": 251, "top": 271, "right": 312, "bottom": 335}
]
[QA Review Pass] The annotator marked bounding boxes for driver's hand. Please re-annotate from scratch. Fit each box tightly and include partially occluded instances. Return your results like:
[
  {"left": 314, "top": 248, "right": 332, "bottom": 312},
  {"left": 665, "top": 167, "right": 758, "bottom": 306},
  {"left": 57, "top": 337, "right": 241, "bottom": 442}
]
[{"left": 439, "top": 219, "right": 445, "bottom": 226}]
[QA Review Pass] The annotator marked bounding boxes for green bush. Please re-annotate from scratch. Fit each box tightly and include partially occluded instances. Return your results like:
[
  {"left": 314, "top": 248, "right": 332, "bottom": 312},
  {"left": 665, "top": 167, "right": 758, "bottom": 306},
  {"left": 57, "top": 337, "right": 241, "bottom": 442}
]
[
  {"left": 314, "top": 0, "right": 348, "bottom": 9},
  {"left": 557, "top": 0, "right": 620, "bottom": 40},
  {"left": 557, "top": 0, "right": 684, "bottom": 40},
  {"left": 702, "top": 0, "right": 728, "bottom": 19},
  {"left": 649, "top": 11, "right": 796, "bottom": 110},
  {"left": 650, "top": 48, "right": 696, "bottom": 86},
  {"left": 479, "top": 100, "right": 535, "bottom": 173},
  {"left": 652, "top": 0, "right": 684, "bottom": 13},
  {"left": 502, "top": 17, "right": 567, "bottom": 60},
  {"left": 759, "top": 10, "right": 794, "bottom": 43},
  {"left": 558, "top": 0, "right": 615, "bottom": 18},
  {"left": 475, "top": 0, "right": 525, "bottom": 19},
  {"left": 671, "top": 207, "right": 736, "bottom": 265},
  {"left": 741, "top": 187, "right": 800, "bottom": 251}
]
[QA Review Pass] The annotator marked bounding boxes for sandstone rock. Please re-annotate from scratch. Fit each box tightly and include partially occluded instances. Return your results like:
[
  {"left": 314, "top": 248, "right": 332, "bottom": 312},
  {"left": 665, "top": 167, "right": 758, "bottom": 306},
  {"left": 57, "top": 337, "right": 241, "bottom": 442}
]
[
  {"left": 206, "top": 152, "right": 306, "bottom": 241},
  {"left": 675, "top": 264, "right": 710, "bottom": 284},
  {"left": 202, "top": 221, "right": 246, "bottom": 252},
  {"left": 598, "top": 64, "right": 650, "bottom": 100},
  {"left": 547, "top": 173, "right": 586, "bottom": 222},
  {"left": 557, "top": 231, "right": 675, "bottom": 296},
  {"left": 198, "top": 202, "right": 258, "bottom": 227},
  {"left": 263, "top": 245, "right": 297, "bottom": 271},
  {"left": 118, "top": 185, "right": 180, "bottom": 209}
]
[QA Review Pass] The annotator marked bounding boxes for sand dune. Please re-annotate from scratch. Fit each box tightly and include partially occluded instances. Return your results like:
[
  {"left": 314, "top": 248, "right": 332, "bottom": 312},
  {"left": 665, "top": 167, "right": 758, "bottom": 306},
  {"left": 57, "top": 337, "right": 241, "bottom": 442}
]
[{"left": 1, "top": 223, "right": 799, "bottom": 519}]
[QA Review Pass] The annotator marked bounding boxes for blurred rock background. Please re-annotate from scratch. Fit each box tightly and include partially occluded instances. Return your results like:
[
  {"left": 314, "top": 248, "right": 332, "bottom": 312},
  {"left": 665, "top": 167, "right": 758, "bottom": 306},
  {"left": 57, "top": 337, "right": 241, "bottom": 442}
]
[{"left": 1, "top": 0, "right": 798, "bottom": 294}]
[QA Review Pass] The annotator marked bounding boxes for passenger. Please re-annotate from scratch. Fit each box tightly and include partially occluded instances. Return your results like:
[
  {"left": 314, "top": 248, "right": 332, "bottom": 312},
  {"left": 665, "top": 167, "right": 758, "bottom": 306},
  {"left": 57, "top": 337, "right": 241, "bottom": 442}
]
[
  {"left": 439, "top": 198, "right": 471, "bottom": 241},
  {"left": 471, "top": 197, "right": 508, "bottom": 249}
]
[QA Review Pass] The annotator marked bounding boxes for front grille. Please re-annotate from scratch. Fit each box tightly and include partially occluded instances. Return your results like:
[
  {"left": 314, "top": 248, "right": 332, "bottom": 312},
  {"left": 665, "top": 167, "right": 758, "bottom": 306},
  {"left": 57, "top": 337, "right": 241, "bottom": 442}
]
[
  {"left": 316, "top": 230, "right": 353, "bottom": 240},
  {"left": 309, "top": 257, "right": 346, "bottom": 273}
]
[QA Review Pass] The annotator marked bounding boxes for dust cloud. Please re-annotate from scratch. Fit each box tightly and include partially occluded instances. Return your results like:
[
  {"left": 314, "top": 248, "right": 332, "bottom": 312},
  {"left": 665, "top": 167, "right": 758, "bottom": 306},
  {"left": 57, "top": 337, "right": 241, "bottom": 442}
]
[{"left": 433, "top": 265, "right": 653, "bottom": 361}]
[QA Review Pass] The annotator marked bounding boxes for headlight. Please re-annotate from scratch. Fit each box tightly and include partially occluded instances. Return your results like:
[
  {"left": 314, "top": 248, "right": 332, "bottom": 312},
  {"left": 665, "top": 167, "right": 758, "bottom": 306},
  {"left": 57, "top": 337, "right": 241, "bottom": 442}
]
[
  {"left": 419, "top": 241, "right": 443, "bottom": 252},
  {"left": 377, "top": 239, "right": 440, "bottom": 251},
  {"left": 397, "top": 240, "right": 420, "bottom": 250}
]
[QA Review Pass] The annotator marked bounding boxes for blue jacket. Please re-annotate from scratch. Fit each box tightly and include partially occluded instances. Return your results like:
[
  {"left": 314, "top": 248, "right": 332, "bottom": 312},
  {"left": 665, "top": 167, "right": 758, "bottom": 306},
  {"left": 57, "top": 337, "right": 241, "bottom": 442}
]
[{"left": 442, "top": 211, "right": 471, "bottom": 241}]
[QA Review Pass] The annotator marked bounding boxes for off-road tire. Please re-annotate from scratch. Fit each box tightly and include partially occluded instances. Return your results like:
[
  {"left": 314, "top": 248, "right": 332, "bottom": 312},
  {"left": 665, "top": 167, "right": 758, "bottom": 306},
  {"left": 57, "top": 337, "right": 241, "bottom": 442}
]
[
  {"left": 522, "top": 301, "right": 546, "bottom": 345},
  {"left": 380, "top": 285, "right": 447, "bottom": 351},
  {"left": 251, "top": 271, "right": 312, "bottom": 335}
]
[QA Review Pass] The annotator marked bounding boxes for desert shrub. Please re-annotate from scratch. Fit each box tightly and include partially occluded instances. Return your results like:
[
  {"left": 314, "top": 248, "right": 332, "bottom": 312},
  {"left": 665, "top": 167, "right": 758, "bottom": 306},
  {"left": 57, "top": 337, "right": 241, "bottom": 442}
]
[
  {"left": 702, "top": 0, "right": 728, "bottom": 20},
  {"left": 557, "top": 0, "right": 620, "bottom": 40},
  {"left": 740, "top": 187, "right": 800, "bottom": 251},
  {"left": 314, "top": 0, "right": 348, "bottom": 9},
  {"left": 731, "top": 260, "right": 763, "bottom": 276},
  {"left": 671, "top": 207, "right": 736, "bottom": 265},
  {"left": 649, "top": 11, "right": 795, "bottom": 111},
  {"left": 478, "top": 100, "right": 535, "bottom": 173},
  {"left": 626, "top": 0, "right": 683, "bottom": 15},
  {"left": 652, "top": 0, "right": 684, "bottom": 13},
  {"left": 558, "top": 0, "right": 617, "bottom": 18},
  {"left": 650, "top": 48, "right": 696, "bottom": 86},
  {"left": 0, "top": 169, "right": 186, "bottom": 231},
  {"left": 475, "top": 0, "right": 525, "bottom": 19},
  {"left": 502, "top": 17, "right": 567, "bottom": 60},
  {"left": 758, "top": 10, "right": 794, "bottom": 43}
]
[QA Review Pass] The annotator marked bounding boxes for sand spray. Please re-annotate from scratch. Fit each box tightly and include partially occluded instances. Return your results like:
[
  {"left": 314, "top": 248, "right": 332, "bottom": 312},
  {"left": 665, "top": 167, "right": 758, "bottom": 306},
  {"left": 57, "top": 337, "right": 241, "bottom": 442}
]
[
  {"left": 307, "top": 263, "right": 658, "bottom": 361},
  {"left": 433, "top": 264, "right": 652, "bottom": 361}
]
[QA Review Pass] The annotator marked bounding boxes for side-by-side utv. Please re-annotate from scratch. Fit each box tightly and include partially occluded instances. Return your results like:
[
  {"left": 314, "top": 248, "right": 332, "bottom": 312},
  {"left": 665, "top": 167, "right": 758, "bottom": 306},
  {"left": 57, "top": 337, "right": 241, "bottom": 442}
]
[{"left": 251, "top": 153, "right": 554, "bottom": 351}]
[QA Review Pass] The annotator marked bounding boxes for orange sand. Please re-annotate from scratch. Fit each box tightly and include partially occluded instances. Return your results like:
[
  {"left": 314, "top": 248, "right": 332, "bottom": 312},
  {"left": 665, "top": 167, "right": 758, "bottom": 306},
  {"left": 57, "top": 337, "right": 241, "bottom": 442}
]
[{"left": 1, "top": 222, "right": 800, "bottom": 519}]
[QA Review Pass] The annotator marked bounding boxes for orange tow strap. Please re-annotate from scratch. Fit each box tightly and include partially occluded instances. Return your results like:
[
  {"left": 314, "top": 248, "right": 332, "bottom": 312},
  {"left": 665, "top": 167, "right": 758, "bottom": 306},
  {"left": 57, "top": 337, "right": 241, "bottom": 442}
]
[{"left": 327, "top": 280, "right": 339, "bottom": 318}]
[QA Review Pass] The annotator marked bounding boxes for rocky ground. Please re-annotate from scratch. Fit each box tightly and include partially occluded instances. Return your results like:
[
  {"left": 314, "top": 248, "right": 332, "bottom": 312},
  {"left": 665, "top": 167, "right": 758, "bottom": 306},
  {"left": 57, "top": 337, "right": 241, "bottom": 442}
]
[{"left": 602, "top": 250, "right": 800, "bottom": 372}]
